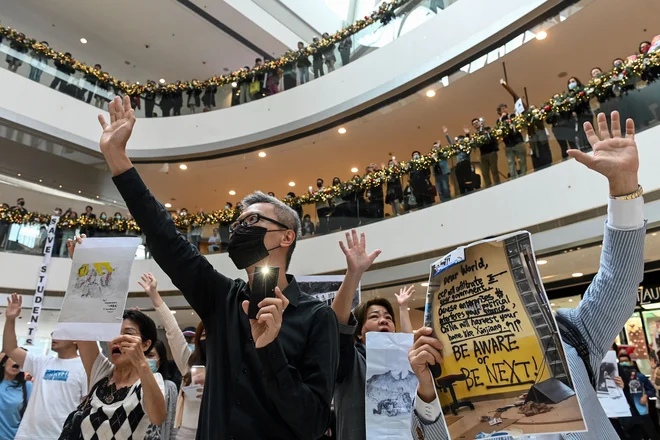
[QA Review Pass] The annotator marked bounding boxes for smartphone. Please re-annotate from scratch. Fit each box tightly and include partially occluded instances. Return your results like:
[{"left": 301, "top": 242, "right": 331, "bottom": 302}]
[
  {"left": 248, "top": 266, "right": 280, "bottom": 319},
  {"left": 190, "top": 365, "right": 205, "bottom": 386}
]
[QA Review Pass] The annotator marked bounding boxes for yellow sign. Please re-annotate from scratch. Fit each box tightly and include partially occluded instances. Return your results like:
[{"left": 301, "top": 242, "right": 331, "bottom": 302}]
[
  {"left": 429, "top": 240, "right": 550, "bottom": 401},
  {"left": 77, "top": 262, "right": 114, "bottom": 278}
]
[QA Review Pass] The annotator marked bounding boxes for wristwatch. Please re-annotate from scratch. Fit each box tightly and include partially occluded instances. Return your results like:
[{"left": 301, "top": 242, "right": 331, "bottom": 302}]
[{"left": 610, "top": 185, "right": 643, "bottom": 200}]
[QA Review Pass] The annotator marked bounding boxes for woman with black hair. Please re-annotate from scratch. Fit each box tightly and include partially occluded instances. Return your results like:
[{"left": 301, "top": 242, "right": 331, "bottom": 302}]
[
  {"left": 567, "top": 76, "right": 593, "bottom": 151},
  {"left": 145, "top": 340, "right": 178, "bottom": 440},
  {"left": 0, "top": 353, "right": 32, "bottom": 439},
  {"left": 61, "top": 308, "right": 167, "bottom": 439},
  {"left": 139, "top": 272, "right": 206, "bottom": 440}
]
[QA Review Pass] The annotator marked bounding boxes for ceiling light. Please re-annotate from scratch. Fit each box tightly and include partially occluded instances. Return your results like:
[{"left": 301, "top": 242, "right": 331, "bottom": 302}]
[
  {"left": 258, "top": 152, "right": 267, "bottom": 158},
  {"left": 229, "top": 190, "right": 236, "bottom": 196},
  {"left": 338, "top": 127, "right": 347, "bottom": 134},
  {"left": 537, "top": 259, "right": 547, "bottom": 265},
  {"left": 113, "top": 200, "right": 116, "bottom": 203},
  {"left": 288, "top": 182, "right": 296, "bottom": 187},
  {"left": 231, "top": 82, "right": 238, "bottom": 88},
  {"left": 78, "top": 190, "right": 81, "bottom": 194},
  {"left": 80, "top": 38, "right": 88, "bottom": 44},
  {"left": 164, "top": 203, "right": 172, "bottom": 208},
  {"left": 17, "top": 173, "right": 21, "bottom": 177},
  {"left": 39, "top": 179, "right": 42, "bottom": 182},
  {"left": 653, "top": 233, "right": 657, "bottom": 237},
  {"left": 425, "top": 90, "right": 436, "bottom": 98},
  {"left": 421, "top": 282, "right": 429, "bottom": 287},
  {"left": 159, "top": 78, "right": 166, "bottom": 84},
  {"left": 536, "top": 31, "right": 547, "bottom": 40},
  {"left": 96, "top": 196, "right": 100, "bottom": 199},
  {"left": 59, "top": 185, "right": 62, "bottom": 188},
  {"left": 179, "top": 164, "right": 188, "bottom": 170},
  {"left": 550, "top": 303, "right": 555, "bottom": 306},
  {"left": 171, "top": 310, "right": 177, "bottom": 314},
  {"left": 568, "top": 299, "right": 574, "bottom": 302},
  {"left": 571, "top": 273, "right": 583, "bottom": 278},
  {"left": 407, "top": 308, "right": 411, "bottom": 311},
  {"left": 351, "top": 167, "right": 359, "bottom": 173}
]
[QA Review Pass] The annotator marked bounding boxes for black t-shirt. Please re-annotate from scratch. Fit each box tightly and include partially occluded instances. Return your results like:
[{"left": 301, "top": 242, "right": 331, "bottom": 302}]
[{"left": 498, "top": 114, "right": 524, "bottom": 147}]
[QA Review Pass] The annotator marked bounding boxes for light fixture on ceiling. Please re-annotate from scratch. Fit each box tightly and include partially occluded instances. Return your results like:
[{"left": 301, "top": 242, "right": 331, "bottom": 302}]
[
  {"left": 179, "top": 164, "right": 188, "bottom": 170},
  {"left": 231, "top": 82, "right": 238, "bottom": 88},
  {"left": 536, "top": 30, "right": 548, "bottom": 40},
  {"left": 288, "top": 182, "right": 296, "bottom": 187},
  {"left": 537, "top": 259, "right": 547, "bottom": 265},
  {"left": 96, "top": 195, "right": 100, "bottom": 199},
  {"left": 164, "top": 203, "right": 172, "bottom": 208},
  {"left": 159, "top": 78, "right": 166, "bottom": 84},
  {"left": 351, "top": 167, "right": 359, "bottom": 173},
  {"left": 338, "top": 127, "right": 347, "bottom": 134},
  {"left": 229, "top": 190, "right": 236, "bottom": 196},
  {"left": 17, "top": 173, "right": 21, "bottom": 177},
  {"left": 568, "top": 298, "right": 574, "bottom": 302},
  {"left": 407, "top": 308, "right": 411, "bottom": 311},
  {"left": 80, "top": 38, "right": 88, "bottom": 44},
  {"left": 171, "top": 310, "right": 177, "bottom": 314},
  {"left": 550, "top": 303, "right": 555, "bottom": 306},
  {"left": 653, "top": 233, "right": 658, "bottom": 237},
  {"left": 258, "top": 152, "right": 267, "bottom": 158},
  {"left": 113, "top": 200, "right": 116, "bottom": 203},
  {"left": 59, "top": 185, "right": 62, "bottom": 188},
  {"left": 425, "top": 90, "right": 436, "bottom": 98},
  {"left": 39, "top": 179, "right": 42, "bottom": 182},
  {"left": 421, "top": 282, "right": 429, "bottom": 287},
  {"left": 571, "top": 273, "right": 583, "bottom": 278},
  {"left": 78, "top": 190, "right": 81, "bottom": 194}
]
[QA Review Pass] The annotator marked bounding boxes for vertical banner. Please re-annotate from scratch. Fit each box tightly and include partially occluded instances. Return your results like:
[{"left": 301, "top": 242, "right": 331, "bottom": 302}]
[
  {"left": 26, "top": 215, "right": 59, "bottom": 345},
  {"left": 53, "top": 237, "right": 141, "bottom": 341},
  {"left": 296, "top": 275, "right": 361, "bottom": 309},
  {"left": 365, "top": 332, "right": 417, "bottom": 440}
]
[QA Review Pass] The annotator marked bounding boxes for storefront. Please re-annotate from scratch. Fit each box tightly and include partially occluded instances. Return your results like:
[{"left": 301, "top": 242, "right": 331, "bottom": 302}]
[{"left": 622, "top": 284, "right": 660, "bottom": 376}]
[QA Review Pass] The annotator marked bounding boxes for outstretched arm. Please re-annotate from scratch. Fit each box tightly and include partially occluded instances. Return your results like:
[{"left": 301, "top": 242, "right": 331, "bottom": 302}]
[
  {"left": 97, "top": 96, "right": 231, "bottom": 320},
  {"left": 395, "top": 285, "right": 415, "bottom": 333},
  {"left": 2, "top": 294, "right": 27, "bottom": 366}
]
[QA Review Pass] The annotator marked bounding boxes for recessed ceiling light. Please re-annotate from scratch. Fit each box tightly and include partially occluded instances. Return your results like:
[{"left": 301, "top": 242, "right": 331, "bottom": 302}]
[
  {"left": 258, "top": 152, "right": 267, "bottom": 158},
  {"left": 229, "top": 190, "right": 236, "bottom": 196},
  {"left": 537, "top": 259, "right": 547, "bottom": 265},
  {"left": 351, "top": 167, "right": 359, "bottom": 173},
  {"left": 39, "top": 179, "right": 42, "bottom": 182},
  {"left": 653, "top": 233, "right": 657, "bottom": 236},
  {"left": 421, "top": 282, "right": 429, "bottom": 287},
  {"left": 113, "top": 200, "right": 116, "bottom": 203},
  {"left": 80, "top": 38, "right": 88, "bottom": 44},
  {"left": 179, "top": 164, "right": 188, "bottom": 170},
  {"left": 159, "top": 78, "right": 166, "bottom": 84},
  {"left": 568, "top": 298, "right": 574, "bottom": 302},
  {"left": 231, "top": 82, "right": 238, "bottom": 88},
  {"left": 407, "top": 308, "right": 411, "bottom": 311},
  {"left": 571, "top": 273, "right": 583, "bottom": 278},
  {"left": 171, "top": 310, "right": 177, "bottom": 314},
  {"left": 425, "top": 90, "right": 436, "bottom": 98},
  {"left": 338, "top": 127, "right": 347, "bottom": 134},
  {"left": 536, "top": 30, "right": 547, "bottom": 40},
  {"left": 59, "top": 185, "right": 62, "bottom": 188},
  {"left": 17, "top": 173, "right": 21, "bottom": 177},
  {"left": 78, "top": 190, "right": 81, "bottom": 194},
  {"left": 96, "top": 196, "right": 100, "bottom": 199},
  {"left": 164, "top": 203, "right": 172, "bottom": 208},
  {"left": 550, "top": 303, "right": 555, "bottom": 306},
  {"left": 288, "top": 182, "right": 296, "bottom": 187}
]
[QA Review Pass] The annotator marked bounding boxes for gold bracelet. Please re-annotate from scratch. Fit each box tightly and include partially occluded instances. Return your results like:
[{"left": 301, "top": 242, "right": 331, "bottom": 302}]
[{"left": 611, "top": 185, "right": 643, "bottom": 201}]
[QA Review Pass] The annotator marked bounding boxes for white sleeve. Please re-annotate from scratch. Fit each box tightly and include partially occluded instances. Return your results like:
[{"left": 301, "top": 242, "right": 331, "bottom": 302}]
[
  {"left": 89, "top": 353, "right": 114, "bottom": 387},
  {"left": 22, "top": 352, "right": 46, "bottom": 379},
  {"left": 414, "top": 394, "right": 442, "bottom": 423},
  {"left": 608, "top": 196, "right": 644, "bottom": 230},
  {"left": 155, "top": 303, "right": 191, "bottom": 375}
]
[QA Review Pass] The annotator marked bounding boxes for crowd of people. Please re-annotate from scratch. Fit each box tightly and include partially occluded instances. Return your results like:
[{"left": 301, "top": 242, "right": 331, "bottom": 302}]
[{"left": 0, "top": 90, "right": 648, "bottom": 440}]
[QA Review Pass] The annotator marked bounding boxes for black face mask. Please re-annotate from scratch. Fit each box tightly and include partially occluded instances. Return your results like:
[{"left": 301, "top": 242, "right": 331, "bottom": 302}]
[
  {"left": 18, "top": 201, "right": 24, "bottom": 207},
  {"left": 198, "top": 339, "right": 206, "bottom": 357},
  {"left": 227, "top": 225, "right": 280, "bottom": 269}
]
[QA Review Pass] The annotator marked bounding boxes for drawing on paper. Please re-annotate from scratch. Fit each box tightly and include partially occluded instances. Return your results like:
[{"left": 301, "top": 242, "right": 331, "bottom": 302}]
[
  {"left": 366, "top": 369, "right": 417, "bottom": 417},
  {"left": 71, "top": 262, "right": 118, "bottom": 299}
]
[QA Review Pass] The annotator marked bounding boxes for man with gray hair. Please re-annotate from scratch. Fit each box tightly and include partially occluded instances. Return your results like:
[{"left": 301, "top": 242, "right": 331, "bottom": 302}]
[{"left": 96, "top": 96, "right": 339, "bottom": 440}]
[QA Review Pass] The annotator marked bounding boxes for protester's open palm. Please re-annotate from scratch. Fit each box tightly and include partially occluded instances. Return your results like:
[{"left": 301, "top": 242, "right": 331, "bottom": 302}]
[
  {"left": 339, "top": 230, "right": 381, "bottom": 275},
  {"left": 6, "top": 293, "right": 22, "bottom": 320},
  {"left": 395, "top": 285, "right": 415, "bottom": 306},
  {"left": 567, "top": 111, "right": 638, "bottom": 195},
  {"left": 138, "top": 273, "right": 158, "bottom": 297},
  {"left": 98, "top": 96, "right": 136, "bottom": 155}
]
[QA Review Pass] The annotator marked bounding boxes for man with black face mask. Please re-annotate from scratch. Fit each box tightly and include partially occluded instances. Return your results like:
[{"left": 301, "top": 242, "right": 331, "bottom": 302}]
[
  {"left": 94, "top": 96, "right": 339, "bottom": 440},
  {"left": 11, "top": 198, "right": 27, "bottom": 215}
]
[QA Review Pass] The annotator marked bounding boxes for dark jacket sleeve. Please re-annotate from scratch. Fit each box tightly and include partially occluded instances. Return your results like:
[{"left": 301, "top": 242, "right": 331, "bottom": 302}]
[
  {"left": 256, "top": 305, "right": 339, "bottom": 439},
  {"left": 336, "top": 314, "right": 358, "bottom": 383},
  {"left": 112, "top": 167, "right": 233, "bottom": 320}
]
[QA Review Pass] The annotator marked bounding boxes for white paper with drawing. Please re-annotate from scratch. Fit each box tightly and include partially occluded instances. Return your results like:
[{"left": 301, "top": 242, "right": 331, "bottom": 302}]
[
  {"left": 597, "top": 350, "right": 631, "bottom": 418},
  {"left": 365, "top": 332, "right": 416, "bottom": 440},
  {"left": 53, "top": 237, "right": 141, "bottom": 341}
]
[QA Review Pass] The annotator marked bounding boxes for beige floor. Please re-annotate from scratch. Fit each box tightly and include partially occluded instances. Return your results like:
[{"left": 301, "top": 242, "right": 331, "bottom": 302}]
[{"left": 447, "top": 395, "right": 586, "bottom": 439}]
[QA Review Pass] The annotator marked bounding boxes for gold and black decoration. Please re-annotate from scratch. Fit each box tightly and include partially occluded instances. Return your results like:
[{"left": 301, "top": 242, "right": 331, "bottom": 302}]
[{"left": 0, "top": 0, "right": 412, "bottom": 98}]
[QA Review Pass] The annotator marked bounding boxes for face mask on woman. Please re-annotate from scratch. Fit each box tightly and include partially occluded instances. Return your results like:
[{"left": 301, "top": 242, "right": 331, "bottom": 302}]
[
  {"left": 147, "top": 359, "right": 158, "bottom": 373},
  {"left": 413, "top": 154, "right": 420, "bottom": 160},
  {"left": 568, "top": 82, "right": 577, "bottom": 91},
  {"left": 100, "top": 215, "right": 107, "bottom": 221}
]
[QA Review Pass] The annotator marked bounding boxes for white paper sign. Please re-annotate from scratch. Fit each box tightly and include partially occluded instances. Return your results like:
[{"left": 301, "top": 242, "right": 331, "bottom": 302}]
[
  {"left": 598, "top": 350, "right": 632, "bottom": 418},
  {"left": 26, "top": 215, "right": 59, "bottom": 345},
  {"left": 53, "top": 237, "right": 141, "bottom": 341},
  {"left": 365, "top": 332, "right": 416, "bottom": 440},
  {"left": 296, "top": 275, "right": 361, "bottom": 309}
]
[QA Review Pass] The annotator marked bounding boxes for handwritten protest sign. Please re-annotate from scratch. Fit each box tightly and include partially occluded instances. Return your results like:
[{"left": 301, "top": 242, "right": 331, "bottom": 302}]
[{"left": 425, "top": 232, "right": 586, "bottom": 437}]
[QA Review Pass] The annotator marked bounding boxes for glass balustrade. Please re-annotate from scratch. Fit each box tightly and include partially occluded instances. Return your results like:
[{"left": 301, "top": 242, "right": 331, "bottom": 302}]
[{"left": 0, "top": 0, "right": 443, "bottom": 118}]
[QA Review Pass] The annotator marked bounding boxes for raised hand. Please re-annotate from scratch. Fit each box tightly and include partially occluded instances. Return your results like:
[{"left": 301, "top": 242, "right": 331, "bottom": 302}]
[
  {"left": 408, "top": 327, "right": 444, "bottom": 403},
  {"left": 241, "top": 287, "right": 289, "bottom": 349},
  {"left": 98, "top": 96, "right": 136, "bottom": 155},
  {"left": 567, "top": 111, "right": 639, "bottom": 197},
  {"left": 5, "top": 293, "right": 22, "bottom": 320},
  {"left": 113, "top": 334, "right": 148, "bottom": 368},
  {"left": 395, "top": 285, "right": 415, "bottom": 306},
  {"left": 66, "top": 234, "right": 86, "bottom": 259},
  {"left": 338, "top": 230, "right": 382, "bottom": 276},
  {"left": 138, "top": 273, "right": 163, "bottom": 307}
]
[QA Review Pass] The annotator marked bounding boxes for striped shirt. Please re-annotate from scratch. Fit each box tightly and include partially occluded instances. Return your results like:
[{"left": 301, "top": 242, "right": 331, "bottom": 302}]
[{"left": 411, "top": 204, "right": 646, "bottom": 440}]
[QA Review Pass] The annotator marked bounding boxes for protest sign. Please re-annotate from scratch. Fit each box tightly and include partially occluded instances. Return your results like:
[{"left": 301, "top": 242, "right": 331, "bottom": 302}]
[
  {"left": 296, "top": 275, "right": 360, "bottom": 308},
  {"left": 53, "top": 237, "right": 141, "bottom": 341}
]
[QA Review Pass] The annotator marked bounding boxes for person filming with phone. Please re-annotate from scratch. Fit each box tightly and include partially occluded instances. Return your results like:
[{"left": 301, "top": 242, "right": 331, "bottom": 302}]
[{"left": 91, "top": 96, "right": 339, "bottom": 440}]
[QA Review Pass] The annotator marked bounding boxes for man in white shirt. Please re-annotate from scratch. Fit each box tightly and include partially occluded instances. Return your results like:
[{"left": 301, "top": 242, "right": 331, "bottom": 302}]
[
  {"left": 3, "top": 293, "right": 88, "bottom": 440},
  {"left": 408, "top": 112, "right": 646, "bottom": 439}
]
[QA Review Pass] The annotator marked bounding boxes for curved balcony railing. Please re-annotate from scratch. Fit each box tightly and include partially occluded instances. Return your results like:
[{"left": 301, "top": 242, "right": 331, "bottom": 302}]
[{"left": 0, "top": 0, "right": 443, "bottom": 119}]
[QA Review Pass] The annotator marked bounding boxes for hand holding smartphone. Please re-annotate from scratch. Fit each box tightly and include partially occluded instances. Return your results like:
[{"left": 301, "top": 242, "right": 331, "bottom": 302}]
[{"left": 248, "top": 266, "right": 280, "bottom": 319}]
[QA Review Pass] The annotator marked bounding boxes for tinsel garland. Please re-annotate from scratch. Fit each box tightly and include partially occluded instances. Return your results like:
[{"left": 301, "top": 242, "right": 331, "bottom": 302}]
[
  {"left": 0, "top": 0, "right": 410, "bottom": 97},
  {"left": 0, "top": 46, "right": 658, "bottom": 231}
]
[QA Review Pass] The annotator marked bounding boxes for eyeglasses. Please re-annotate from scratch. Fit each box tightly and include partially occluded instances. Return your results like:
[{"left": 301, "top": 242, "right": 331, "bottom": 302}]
[{"left": 230, "top": 213, "right": 290, "bottom": 233}]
